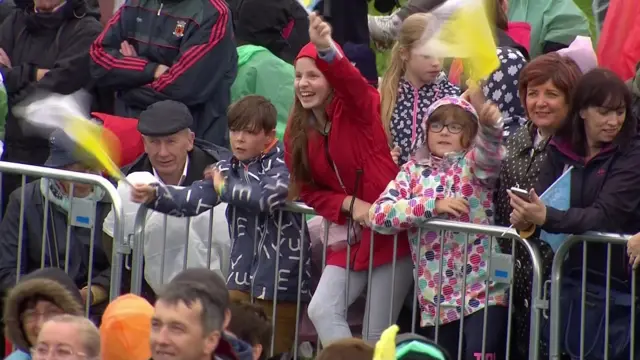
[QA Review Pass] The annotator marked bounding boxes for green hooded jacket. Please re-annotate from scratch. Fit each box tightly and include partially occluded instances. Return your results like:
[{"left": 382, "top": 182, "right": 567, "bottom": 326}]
[
  {"left": 231, "top": 45, "right": 294, "bottom": 140},
  {"left": 508, "top": 0, "right": 591, "bottom": 57}
]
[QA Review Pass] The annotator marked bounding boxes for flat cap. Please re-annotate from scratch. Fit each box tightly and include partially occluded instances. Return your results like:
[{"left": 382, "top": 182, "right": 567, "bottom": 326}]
[{"left": 137, "top": 100, "right": 193, "bottom": 136}]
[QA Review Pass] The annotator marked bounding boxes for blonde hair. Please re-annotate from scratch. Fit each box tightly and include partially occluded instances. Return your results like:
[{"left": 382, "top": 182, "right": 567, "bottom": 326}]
[
  {"left": 45, "top": 315, "right": 101, "bottom": 359},
  {"left": 380, "top": 13, "right": 437, "bottom": 145}
]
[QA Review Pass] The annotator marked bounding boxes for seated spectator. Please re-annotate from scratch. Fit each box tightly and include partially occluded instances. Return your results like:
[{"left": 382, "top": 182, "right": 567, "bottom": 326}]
[
  {"left": 100, "top": 294, "right": 153, "bottom": 360},
  {"left": 3, "top": 268, "right": 84, "bottom": 360},
  {"left": 170, "top": 268, "right": 252, "bottom": 360},
  {"left": 227, "top": 0, "right": 309, "bottom": 64},
  {"left": 152, "top": 279, "right": 250, "bottom": 360},
  {"left": 227, "top": 300, "right": 271, "bottom": 360},
  {"left": 315, "top": 338, "right": 374, "bottom": 360},
  {"left": 131, "top": 96, "right": 311, "bottom": 355},
  {"left": 33, "top": 315, "right": 100, "bottom": 360},
  {"left": 0, "top": 130, "right": 111, "bottom": 307},
  {"left": 101, "top": 100, "right": 231, "bottom": 303},
  {"left": 231, "top": 43, "right": 294, "bottom": 140},
  {"left": 0, "top": 0, "right": 102, "bottom": 211},
  {"left": 88, "top": 0, "right": 237, "bottom": 147}
]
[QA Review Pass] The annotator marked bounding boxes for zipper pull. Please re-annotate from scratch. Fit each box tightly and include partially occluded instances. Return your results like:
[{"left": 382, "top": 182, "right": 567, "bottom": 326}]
[{"left": 157, "top": 2, "right": 163, "bottom": 16}]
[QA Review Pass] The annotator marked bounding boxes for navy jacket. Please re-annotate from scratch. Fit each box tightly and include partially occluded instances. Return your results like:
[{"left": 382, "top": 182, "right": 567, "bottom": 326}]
[
  {"left": 89, "top": 0, "right": 237, "bottom": 147},
  {"left": 147, "top": 141, "right": 310, "bottom": 302},
  {"left": 536, "top": 138, "right": 640, "bottom": 283},
  {"left": 0, "top": 180, "right": 112, "bottom": 293}
]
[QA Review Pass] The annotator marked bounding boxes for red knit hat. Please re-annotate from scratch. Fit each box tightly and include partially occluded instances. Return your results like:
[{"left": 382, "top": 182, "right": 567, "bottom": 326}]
[{"left": 294, "top": 41, "right": 345, "bottom": 71}]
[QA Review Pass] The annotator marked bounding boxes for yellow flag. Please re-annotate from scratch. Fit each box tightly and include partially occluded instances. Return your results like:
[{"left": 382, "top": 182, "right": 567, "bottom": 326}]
[
  {"left": 374, "top": 325, "right": 400, "bottom": 360},
  {"left": 415, "top": 0, "right": 499, "bottom": 82},
  {"left": 64, "top": 115, "right": 125, "bottom": 181}
]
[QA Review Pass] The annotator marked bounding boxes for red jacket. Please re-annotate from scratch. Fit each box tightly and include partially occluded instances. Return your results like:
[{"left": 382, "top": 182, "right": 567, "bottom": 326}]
[{"left": 284, "top": 43, "right": 411, "bottom": 271}]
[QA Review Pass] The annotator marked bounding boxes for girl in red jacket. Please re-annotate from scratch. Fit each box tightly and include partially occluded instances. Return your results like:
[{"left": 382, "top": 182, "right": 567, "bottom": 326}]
[{"left": 284, "top": 13, "right": 413, "bottom": 344}]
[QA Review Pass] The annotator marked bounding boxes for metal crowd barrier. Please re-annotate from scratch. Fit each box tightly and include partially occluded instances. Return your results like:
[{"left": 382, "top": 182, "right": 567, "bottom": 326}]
[
  {"left": 0, "top": 161, "right": 125, "bottom": 311},
  {"left": 549, "top": 232, "right": 637, "bottom": 360},
  {"left": 128, "top": 200, "right": 546, "bottom": 360}
]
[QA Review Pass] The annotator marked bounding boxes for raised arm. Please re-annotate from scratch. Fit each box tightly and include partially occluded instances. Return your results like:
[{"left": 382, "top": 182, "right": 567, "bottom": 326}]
[
  {"left": 466, "top": 101, "right": 505, "bottom": 187},
  {"left": 307, "top": 13, "right": 378, "bottom": 123}
]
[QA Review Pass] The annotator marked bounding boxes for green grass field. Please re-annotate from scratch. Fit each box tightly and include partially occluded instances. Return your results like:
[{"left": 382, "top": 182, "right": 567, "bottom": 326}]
[{"left": 370, "top": 0, "right": 596, "bottom": 75}]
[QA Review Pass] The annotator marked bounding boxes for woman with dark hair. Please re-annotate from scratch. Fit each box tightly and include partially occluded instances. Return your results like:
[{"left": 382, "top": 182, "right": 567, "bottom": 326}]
[
  {"left": 493, "top": 52, "right": 583, "bottom": 359},
  {"left": 509, "top": 68, "right": 640, "bottom": 359}
]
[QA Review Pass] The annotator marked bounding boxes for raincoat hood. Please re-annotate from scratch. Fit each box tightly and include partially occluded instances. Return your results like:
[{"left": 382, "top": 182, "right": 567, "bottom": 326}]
[
  {"left": 237, "top": 44, "right": 270, "bottom": 67},
  {"left": 413, "top": 96, "right": 479, "bottom": 165},
  {"left": 100, "top": 294, "right": 154, "bottom": 360},
  {"left": 3, "top": 268, "right": 84, "bottom": 351}
]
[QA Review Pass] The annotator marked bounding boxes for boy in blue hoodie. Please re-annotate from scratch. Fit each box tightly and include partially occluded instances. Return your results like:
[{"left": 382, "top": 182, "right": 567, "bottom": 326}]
[{"left": 130, "top": 95, "right": 310, "bottom": 356}]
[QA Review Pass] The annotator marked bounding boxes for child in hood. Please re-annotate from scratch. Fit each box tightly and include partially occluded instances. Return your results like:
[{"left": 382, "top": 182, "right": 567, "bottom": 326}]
[{"left": 369, "top": 91, "right": 509, "bottom": 360}]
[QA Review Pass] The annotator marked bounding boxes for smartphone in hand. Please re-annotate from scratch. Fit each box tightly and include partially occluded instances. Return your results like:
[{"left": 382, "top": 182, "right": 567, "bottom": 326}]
[{"left": 510, "top": 187, "right": 531, "bottom": 202}]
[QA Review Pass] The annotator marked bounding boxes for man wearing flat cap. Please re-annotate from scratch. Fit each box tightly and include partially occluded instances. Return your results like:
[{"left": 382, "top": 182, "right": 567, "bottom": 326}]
[
  {"left": 125, "top": 100, "right": 230, "bottom": 186},
  {"left": 103, "top": 100, "right": 231, "bottom": 303}
]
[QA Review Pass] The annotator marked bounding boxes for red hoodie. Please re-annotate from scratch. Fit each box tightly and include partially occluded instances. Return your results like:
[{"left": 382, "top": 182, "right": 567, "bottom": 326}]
[{"left": 284, "top": 43, "right": 411, "bottom": 270}]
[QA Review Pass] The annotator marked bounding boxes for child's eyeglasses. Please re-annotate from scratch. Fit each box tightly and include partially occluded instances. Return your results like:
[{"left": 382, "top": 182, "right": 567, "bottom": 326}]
[{"left": 428, "top": 122, "right": 464, "bottom": 134}]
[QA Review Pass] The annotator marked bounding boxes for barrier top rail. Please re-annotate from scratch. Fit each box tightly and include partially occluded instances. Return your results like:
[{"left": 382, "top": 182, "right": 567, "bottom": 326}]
[{"left": 0, "top": 161, "right": 126, "bottom": 300}]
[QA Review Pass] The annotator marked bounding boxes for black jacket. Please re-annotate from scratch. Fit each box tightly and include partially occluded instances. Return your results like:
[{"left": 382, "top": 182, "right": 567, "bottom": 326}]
[
  {"left": 89, "top": 0, "right": 237, "bottom": 147},
  {"left": 0, "top": 180, "right": 112, "bottom": 294},
  {"left": 535, "top": 137, "right": 640, "bottom": 282},
  {"left": 0, "top": 0, "right": 102, "bottom": 149},
  {"left": 228, "top": 0, "right": 309, "bottom": 64}
]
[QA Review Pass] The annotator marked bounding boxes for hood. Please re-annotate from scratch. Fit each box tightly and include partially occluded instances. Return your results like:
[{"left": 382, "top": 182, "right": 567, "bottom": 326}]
[
  {"left": 195, "top": 138, "right": 233, "bottom": 162},
  {"left": 237, "top": 44, "right": 270, "bottom": 67},
  {"left": 213, "top": 335, "right": 240, "bottom": 360},
  {"left": 413, "top": 96, "right": 479, "bottom": 165},
  {"left": 226, "top": 336, "right": 253, "bottom": 360},
  {"left": 3, "top": 268, "right": 84, "bottom": 350},
  {"left": 100, "top": 294, "right": 153, "bottom": 360},
  {"left": 503, "top": 22, "right": 531, "bottom": 59},
  {"left": 497, "top": 26, "right": 530, "bottom": 60},
  {"left": 19, "top": 0, "right": 96, "bottom": 32},
  {"left": 230, "top": 138, "right": 280, "bottom": 167}
]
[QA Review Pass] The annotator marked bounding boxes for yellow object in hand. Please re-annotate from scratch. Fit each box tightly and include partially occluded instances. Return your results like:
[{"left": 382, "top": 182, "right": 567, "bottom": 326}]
[{"left": 374, "top": 325, "right": 400, "bottom": 360}]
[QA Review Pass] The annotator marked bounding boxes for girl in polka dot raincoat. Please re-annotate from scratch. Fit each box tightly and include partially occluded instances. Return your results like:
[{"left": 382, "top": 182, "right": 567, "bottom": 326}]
[{"left": 369, "top": 93, "right": 510, "bottom": 360}]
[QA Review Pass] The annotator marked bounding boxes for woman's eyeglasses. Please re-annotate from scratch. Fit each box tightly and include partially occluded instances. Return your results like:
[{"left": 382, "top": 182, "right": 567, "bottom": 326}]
[
  {"left": 31, "top": 345, "right": 88, "bottom": 360},
  {"left": 428, "top": 121, "right": 464, "bottom": 134}
]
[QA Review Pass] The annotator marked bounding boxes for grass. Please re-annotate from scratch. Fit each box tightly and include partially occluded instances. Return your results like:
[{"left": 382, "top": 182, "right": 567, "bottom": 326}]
[{"left": 369, "top": 0, "right": 597, "bottom": 75}]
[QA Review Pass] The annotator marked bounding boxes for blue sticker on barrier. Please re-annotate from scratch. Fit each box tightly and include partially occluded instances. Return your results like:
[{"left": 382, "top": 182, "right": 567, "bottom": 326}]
[
  {"left": 494, "top": 270, "right": 509, "bottom": 279},
  {"left": 75, "top": 216, "right": 90, "bottom": 224}
]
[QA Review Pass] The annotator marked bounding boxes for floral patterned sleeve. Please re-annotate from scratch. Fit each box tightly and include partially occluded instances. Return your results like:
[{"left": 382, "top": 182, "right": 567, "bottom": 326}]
[
  {"left": 466, "top": 121, "right": 506, "bottom": 187},
  {"left": 369, "top": 162, "right": 438, "bottom": 234}
]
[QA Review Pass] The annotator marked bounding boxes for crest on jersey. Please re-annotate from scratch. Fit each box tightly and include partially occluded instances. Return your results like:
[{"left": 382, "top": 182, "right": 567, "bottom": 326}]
[{"left": 173, "top": 20, "right": 186, "bottom": 38}]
